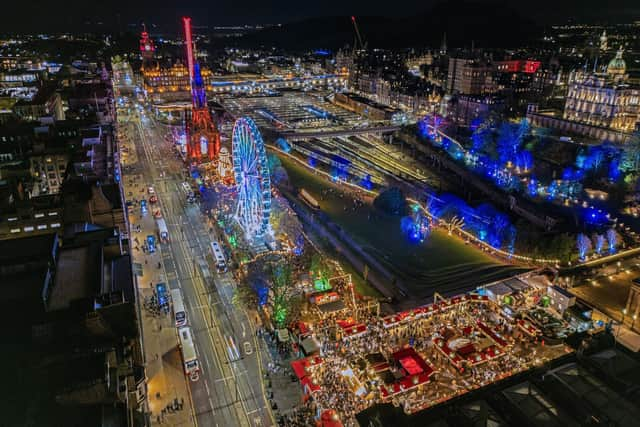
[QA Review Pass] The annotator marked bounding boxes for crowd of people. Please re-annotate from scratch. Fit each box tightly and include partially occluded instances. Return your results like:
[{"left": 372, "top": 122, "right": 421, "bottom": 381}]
[{"left": 289, "top": 298, "right": 565, "bottom": 425}]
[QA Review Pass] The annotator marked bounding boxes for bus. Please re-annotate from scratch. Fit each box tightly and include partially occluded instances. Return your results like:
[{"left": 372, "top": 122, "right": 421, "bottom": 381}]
[
  {"left": 211, "top": 241, "right": 227, "bottom": 272},
  {"left": 181, "top": 182, "right": 195, "bottom": 203},
  {"left": 171, "top": 288, "right": 187, "bottom": 327},
  {"left": 178, "top": 326, "right": 199, "bottom": 381},
  {"left": 156, "top": 217, "right": 168, "bottom": 243}
]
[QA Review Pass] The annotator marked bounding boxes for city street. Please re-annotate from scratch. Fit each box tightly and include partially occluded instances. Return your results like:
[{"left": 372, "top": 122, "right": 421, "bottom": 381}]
[{"left": 119, "top": 93, "right": 275, "bottom": 427}]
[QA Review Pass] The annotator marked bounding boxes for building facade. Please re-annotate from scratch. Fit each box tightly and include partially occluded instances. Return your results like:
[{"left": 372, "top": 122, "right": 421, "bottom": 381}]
[
  {"left": 563, "top": 49, "right": 639, "bottom": 133},
  {"left": 447, "top": 57, "right": 495, "bottom": 95}
]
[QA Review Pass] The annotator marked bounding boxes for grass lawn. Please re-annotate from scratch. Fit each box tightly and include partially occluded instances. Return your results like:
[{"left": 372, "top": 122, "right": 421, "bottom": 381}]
[{"left": 279, "top": 154, "right": 528, "bottom": 298}]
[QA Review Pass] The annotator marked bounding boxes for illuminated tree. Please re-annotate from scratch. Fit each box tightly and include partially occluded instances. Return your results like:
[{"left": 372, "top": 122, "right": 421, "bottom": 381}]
[
  {"left": 593, "top": 233, "right": 605, "bottom": 255},
  {"left": 621, "top": 131, "right": 640, "bottom": 172},
  {"left": 267, "top": 153, "right": 282, "bottom": 173},
  {"left": 268, "top": 261, "right": 294, "bottom": 329},
  {"left": 374, "top": 187, "right": 407, "bottom": 215},
  {"left": 606, "top": 228, "right": 619, "bottom": 254},
  {"left": 471, "top": 120, "right": 493, "bottom": 153},
  {"left": 576, "top": 233, "right": 592, "bottom": 261}
]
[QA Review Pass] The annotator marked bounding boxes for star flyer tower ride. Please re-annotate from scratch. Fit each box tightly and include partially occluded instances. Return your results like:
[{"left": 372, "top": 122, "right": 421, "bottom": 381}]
[{"left": 182, "top": 17, "right": 220, "bottom": 163}]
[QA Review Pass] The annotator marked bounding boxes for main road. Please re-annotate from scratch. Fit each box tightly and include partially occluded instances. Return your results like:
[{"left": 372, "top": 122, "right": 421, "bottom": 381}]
[{"left": 128, "top": 101, "right": 274, "bottom": 426}]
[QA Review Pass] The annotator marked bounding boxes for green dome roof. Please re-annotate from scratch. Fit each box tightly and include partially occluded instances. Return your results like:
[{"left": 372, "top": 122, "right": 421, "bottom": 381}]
[{"left": 607, "top": 48, "right": 626, "bottom": 75}]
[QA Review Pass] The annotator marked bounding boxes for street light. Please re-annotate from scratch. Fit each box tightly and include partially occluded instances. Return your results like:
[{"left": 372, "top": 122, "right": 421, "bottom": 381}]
[{"left": 632, "top": 314, "right": 638, "bottom": 332}]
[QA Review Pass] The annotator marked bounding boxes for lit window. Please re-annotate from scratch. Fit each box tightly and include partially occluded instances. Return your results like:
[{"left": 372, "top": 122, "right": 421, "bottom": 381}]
[
  {"left": 50, "top": 223, "right": 61, "bottom": 228},
  {"left": 37, "top": 224, "right": 47, "bottom": 230},
  {"left": 34, "top": 213, "right": 44, "bottom": 218},
  {"left": 48, "top": 212, "right": 58, "bottom": 216},
  {"left": 24, "top": 226, "right": 34, "bottom": 232},
  {"left": 10, "top": 228, "right": 20, "bottom": 233}
]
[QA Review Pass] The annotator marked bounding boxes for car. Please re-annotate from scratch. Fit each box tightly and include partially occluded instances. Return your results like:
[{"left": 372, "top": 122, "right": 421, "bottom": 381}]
[
  {"left": 149, "top": 194, "right": 158, "bottom": 203},
  {"left": 140, "top": 199, "right": 148, "bottom": 214},
  {"left": 243, "top": 342, "right": 253, "bottom": 355},
  {"left": 148, "top": 186, "right": 155, "bottom": 195}
]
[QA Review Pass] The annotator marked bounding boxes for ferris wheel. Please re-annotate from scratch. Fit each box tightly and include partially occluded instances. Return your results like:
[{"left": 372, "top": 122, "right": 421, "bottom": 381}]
[{"left": 232, "top": 116, "right": 271, "bottom": 239}]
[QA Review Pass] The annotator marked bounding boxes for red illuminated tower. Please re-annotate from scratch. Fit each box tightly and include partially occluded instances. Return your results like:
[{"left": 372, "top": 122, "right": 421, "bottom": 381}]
[
  {"left": 139, "top": 23, "right": 155, "bottom": 69},
  {"left": 182, "top": 17, "right": 220, "bottom": 162}
]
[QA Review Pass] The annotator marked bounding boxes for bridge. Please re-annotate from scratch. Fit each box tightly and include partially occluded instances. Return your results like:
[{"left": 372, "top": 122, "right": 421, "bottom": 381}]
[{"left": 279, "top": 125, "right": 402, "bottom": 140}]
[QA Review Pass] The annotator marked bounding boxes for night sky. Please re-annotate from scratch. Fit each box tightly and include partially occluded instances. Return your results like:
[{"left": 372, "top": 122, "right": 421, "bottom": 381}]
[{"left": 2, "top": 0, "right": 639, "bottom": 32}]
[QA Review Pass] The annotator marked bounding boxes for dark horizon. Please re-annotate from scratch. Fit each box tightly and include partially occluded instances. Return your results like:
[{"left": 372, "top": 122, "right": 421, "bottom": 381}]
[{"left": 2, "top": 0, "right": 639, "bottom": 34}]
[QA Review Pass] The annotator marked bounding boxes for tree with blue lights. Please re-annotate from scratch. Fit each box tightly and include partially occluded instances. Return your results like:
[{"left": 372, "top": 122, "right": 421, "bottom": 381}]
[
  {"left": 593, "top": 233, "right": 605, "bottom": 256},
  {"left": 471, "top": 120, "right": 493, "bottom": 154},
  {"left": 583, "top": 146, "right": 607, "bottom": 171},
  {"left": 497, "top": 122, "right": 518, "bottom": 164},
  {"left": 606, "top": 228, "right": 618, "bottom": 254},
  {"left": 527, "top": 177, "right": 538, "bottom": 197},
  {"left": 576, "top": 233, "right": 592, "bottom": 261},
  {"left": 293, "top": 233, "right": 305, "bottom": 256},
  {"left": 496, "top": 119, "right": 530, "bottom": 166},
  {"left": 608, "top": 158, "right": 622, "bottom": 182},
  {"left": 374, "top": 187, "right": 407, "bottom": 215}
]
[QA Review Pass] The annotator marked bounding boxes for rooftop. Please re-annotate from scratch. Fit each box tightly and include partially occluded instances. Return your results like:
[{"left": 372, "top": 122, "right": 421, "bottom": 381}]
[{"left": 47, "top": 242, "right": 102, "bottom": 312}]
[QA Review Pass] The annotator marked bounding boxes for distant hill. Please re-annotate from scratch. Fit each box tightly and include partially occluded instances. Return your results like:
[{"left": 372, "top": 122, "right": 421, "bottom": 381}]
[{"left": 235, "top": 1, "right": 542, "bottom": 50}]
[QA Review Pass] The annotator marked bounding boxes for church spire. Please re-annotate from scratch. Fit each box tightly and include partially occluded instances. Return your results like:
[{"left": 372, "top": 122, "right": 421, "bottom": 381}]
[{"left": 440, "top": 32, "right": 447, "bottom": 55}]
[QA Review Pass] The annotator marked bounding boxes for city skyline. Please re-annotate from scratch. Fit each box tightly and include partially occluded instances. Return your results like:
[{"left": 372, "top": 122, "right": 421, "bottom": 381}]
[
  {"left": 2, "top": 3, "right": 640, "bottom": 427},
  {"left": 2, "top": 0, "right": 640, "bottom": 32}
]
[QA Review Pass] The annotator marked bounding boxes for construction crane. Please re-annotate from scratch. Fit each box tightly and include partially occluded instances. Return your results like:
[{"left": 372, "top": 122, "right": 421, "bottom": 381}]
[
  {"left": 351, "top": 16, "right": 366, "bottom": 53},
  {"left": 348, "top": 16, "right": 367, "bottom": 88}
]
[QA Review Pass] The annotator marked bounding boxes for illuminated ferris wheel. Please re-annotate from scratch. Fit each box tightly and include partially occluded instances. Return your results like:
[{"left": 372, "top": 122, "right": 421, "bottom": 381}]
[{"left": 232, "top": 117, "right": 271, "bottom": 239}]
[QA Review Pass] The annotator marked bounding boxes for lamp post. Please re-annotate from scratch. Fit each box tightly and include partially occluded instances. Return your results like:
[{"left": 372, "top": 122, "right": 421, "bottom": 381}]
[{"left": 632, "top": 314, "right": 638, "bottom": 333}]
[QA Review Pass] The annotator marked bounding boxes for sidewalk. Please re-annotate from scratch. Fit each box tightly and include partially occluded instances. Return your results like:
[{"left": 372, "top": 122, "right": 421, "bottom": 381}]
[
  {"left": 612, "top": 324, "right": 640, "bottom": 352},
  {"left": 589, "top": 307, "right": 640, "bottom": 352},
  {"left": 119, "top": 115, "right": 196, "bottom": 426},
  {"left": 258, "top": 329, "right": 304, "bottom": 418}
]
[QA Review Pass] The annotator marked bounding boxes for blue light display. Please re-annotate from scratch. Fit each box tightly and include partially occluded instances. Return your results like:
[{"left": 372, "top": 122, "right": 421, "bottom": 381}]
[
  {"left": 429, "top": 194, "right": 515, "bottom": 251},
  {"left": 576, "top": 233, "right": 591, "bottom": 261},
  {"left": 360, "top": 174, "right": 373, "bottom": 190},
  {"left": 606, "top": 228, "right": 618, "bottom": 254},
  {"left": 276, "top": 137, "right": 291, "bottom": 153},
  {"left": 293, "top": 233, "right": 304, "bottom": 256},
  {"left": 594, "top": 234, "right": 605, "bottom": 255}
]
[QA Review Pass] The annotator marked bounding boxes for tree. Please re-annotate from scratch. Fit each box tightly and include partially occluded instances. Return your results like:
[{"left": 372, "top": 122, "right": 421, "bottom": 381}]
[
  {"left": 268, "top": 261, "right": 295, "bottom": 329},
  {"left": 593, "top": 233, "right": 605, "bottom": 255},
  {"left": 267, "top": 153, "right": 282, "bottom": 173},
  {"left": 576, "top": 233, "right": 592, "bottom": 260},
  {"left": 471, "top": 120, "right": 493, "bottom": 154},
  {"left": 548, "top": 233, "right": 575, "bottom": 262},
  {"left": 606, "top": 228, "right": 619, "bottom": 254},
  {"left": 232, "top": 283, "right": 259, "bottom": 309},
  {"left": 310, "top": 253, "right": 331, "bottom": 282},
  {"left": 621, "top": 131, "right": 640, "bottom": 173},
  {"left": 373, "top": 187, "right": 407, "bottom": 215},
  {"left": 496, "top": 121, "right": 527, "bottom": 165}
]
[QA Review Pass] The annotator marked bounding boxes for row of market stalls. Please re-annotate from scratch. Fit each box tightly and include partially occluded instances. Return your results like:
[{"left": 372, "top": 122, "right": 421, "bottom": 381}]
[{"left": 287, "top": 273, "right": 582, "bottom": 426}]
